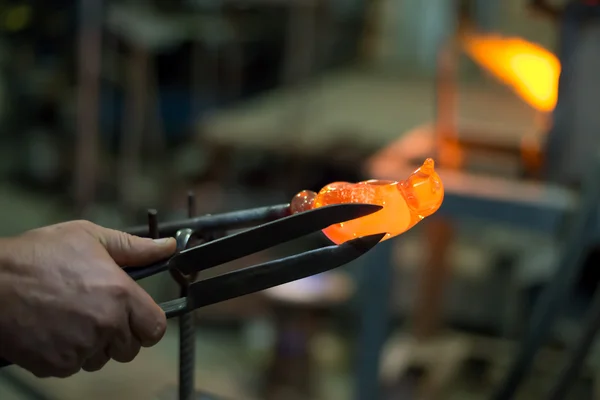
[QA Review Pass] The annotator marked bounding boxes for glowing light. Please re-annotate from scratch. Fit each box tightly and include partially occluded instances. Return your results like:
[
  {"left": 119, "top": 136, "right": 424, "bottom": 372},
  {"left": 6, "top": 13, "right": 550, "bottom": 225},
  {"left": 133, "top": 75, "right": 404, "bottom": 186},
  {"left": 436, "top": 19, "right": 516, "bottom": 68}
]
[
  {"left": 461, "top": 33, "right": 560, "bottom": 112},
  {"left": 291, "top": 158, "right": 444, "bottom": 244}
]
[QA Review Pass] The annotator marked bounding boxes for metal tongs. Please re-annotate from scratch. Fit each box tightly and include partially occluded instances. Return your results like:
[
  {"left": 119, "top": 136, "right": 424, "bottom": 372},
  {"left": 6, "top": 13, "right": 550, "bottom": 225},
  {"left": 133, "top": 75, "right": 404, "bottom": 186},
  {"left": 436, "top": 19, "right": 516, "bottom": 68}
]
[
  {"left": 0, "top": 203, "right": 383, "bottom": 369},
  {"left": 128, "top": 203, "right": 383, "bottom": 317}
]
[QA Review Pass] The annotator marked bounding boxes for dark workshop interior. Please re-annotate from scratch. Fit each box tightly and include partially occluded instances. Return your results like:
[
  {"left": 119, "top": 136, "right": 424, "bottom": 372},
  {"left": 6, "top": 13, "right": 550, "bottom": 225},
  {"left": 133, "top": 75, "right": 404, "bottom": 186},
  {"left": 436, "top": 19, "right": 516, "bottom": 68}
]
[{"left": 0, "top": 0, "right": 600, "bottom": 399}]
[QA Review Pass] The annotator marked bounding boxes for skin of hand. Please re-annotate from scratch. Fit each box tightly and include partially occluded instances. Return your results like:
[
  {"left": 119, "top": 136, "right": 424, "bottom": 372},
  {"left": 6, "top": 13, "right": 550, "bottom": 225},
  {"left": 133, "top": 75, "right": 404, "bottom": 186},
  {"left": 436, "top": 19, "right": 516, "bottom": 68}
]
[{"left": 0, "top": 220, "right": 177, "bottom": 378}]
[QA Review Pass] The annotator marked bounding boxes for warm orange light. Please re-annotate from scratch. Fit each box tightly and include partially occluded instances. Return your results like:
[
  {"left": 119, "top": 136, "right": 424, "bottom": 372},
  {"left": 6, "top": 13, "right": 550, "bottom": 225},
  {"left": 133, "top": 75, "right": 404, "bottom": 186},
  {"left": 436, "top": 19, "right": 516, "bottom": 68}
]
[
  {"left": 461, "top": 33, "right": 560, "bottom": 112},
  {"left": 290, "top": 159, "right": 444, "bottom": 244}
]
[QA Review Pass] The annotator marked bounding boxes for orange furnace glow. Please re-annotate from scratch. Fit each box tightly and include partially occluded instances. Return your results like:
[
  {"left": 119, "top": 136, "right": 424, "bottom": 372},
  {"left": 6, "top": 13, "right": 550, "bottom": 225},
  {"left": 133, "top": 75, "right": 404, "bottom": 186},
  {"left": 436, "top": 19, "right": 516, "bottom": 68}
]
[{"left": 461, "top": 33, "right": 560, "bottom": 112}]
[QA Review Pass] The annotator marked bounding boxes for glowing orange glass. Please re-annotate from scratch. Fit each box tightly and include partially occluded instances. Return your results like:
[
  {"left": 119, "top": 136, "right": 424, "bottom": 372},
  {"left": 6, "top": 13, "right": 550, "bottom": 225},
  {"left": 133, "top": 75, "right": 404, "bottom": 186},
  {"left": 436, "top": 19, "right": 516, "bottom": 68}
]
[{"left": 290, "top": 158, "right": 444, "bottom": 244}]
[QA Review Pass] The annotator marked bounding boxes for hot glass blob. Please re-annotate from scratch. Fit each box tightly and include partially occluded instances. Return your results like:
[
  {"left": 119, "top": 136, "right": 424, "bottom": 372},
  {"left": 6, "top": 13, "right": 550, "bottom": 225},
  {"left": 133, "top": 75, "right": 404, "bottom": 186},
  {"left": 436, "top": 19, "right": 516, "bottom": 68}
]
[{"left": 290, "top": 158, "right": 444, "bottom": 244}]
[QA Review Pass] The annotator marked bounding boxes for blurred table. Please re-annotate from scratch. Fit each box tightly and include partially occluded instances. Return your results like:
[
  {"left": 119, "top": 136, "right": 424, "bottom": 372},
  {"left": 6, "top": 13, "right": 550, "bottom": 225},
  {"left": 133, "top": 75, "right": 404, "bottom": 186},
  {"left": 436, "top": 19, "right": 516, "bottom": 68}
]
[
  {"left": 199, "top": 69, "right": 539, "bottom": 153},
  {"left": 365, "top": 124, "right": 576, "bottom": 231}
]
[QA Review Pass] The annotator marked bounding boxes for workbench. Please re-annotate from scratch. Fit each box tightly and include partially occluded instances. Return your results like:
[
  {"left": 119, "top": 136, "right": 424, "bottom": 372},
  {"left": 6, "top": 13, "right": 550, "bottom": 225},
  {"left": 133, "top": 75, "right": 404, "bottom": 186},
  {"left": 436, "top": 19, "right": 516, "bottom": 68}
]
[{"left": 199, "top": 69, "right": 540, "bottom": 152}]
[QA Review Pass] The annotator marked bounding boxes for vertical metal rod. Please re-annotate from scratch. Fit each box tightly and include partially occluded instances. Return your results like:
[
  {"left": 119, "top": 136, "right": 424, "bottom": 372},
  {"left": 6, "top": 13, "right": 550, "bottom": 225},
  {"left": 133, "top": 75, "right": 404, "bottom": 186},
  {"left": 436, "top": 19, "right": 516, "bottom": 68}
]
[
  {"left": 434, "top": 38, "right": 462, "bottom": 170},
  {"left": 187, "top": 192, "right": 196, "bottom": 219},
  {"left": 355, "top": 239, "right": 394, "bottom": 400},
  {"left": 148, "top": 209, "right": 158, "bottom": 239},
  {"left": 74, "top": 0, "right": 102, "bottom": 216},
  {"left": 179, "top": 192, "right": 197, "bottom": 400},
  {"left": 178, "top": 297, "right": 195, "bottom": 400},
  {"left": 359, "top": 0, "right": 382, "bottom": 65},
  {"left": 413, "top": 218, "right": 453, "bottom": 339},
  {"left": 147, "top": 59, "right": 166, "bottom": 157},
  {"left": 279, "top": 0, "right": 317, "bottom": 145},
  {"left": 118, "top": 44, "right": 148, "bottom": 212}
]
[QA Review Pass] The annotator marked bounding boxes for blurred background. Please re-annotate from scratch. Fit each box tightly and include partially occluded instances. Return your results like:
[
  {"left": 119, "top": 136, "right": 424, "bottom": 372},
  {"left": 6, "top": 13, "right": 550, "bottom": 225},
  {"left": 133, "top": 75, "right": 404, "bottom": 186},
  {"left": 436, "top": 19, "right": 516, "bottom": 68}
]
[{"left": 0, "top": 0, "right": 599, "bottom": 399}]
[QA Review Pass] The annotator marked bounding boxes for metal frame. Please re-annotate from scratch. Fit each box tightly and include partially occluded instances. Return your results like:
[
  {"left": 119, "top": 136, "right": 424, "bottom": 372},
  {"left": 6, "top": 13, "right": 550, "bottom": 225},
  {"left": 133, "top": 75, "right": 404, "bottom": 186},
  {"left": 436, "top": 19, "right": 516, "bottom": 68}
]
[
  {"left": 354, "top": 10, "right": 584, "bottom": 395},
  {"left": 491, "top": 151, "right": 600, "bottom": 399},
  {"left": 354, "top": 171, "right": 580, "bottom": 400}
]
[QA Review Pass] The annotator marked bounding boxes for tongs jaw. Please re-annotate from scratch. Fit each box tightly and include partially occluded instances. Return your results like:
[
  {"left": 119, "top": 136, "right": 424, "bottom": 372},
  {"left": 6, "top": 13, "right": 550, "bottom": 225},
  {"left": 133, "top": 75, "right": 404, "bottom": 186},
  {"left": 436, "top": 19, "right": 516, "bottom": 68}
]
[{"left": 165, "top": 233, "right": 384, "bottom": 318}]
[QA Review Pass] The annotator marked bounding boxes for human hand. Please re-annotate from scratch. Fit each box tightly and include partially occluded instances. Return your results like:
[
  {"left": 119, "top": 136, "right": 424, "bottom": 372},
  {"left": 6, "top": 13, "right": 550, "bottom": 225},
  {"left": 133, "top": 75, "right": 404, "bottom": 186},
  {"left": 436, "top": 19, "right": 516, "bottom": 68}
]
[{"left": 0, "top": 220, "right": 176, "bottom": 377}]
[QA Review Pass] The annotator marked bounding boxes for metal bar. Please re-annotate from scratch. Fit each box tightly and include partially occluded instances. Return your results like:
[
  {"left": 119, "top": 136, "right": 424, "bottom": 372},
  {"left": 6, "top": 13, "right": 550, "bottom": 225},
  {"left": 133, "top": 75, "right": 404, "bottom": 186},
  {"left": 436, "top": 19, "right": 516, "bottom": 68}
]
[
  {"left": 126, "top": 204, "right": 291, "bottom": 238},
  {"left": 375, "top": 165, "right": 577, "bottom": 233},
  {"left": 439, "top": 186, "right": 575, "bottom": 233},
  {"left": 162, "top": 298, "right": 188, "bottom": 319},
  {"left": 413, "top": 218, "right": 453, "bottom": 339},
  {"left": 179, "top": 192, "right": 197, "bottom": 400},
  {"left": 178, "top": 295, "right": 195, "bottom": 400},
  {"left": 434, "top": 38, "right": 459, "bottom": 164},
  {"left": 355, "top": 239, "right": 394, "bottom": 400},
  {"left": 118, "top": 42, "right": 148, "bottom": 211},
  {"left": 73, "top": 0, "right": 102, "bottom": 215},
  {"left": 148, "top": 209, "right": 159, "bottom": 239}
]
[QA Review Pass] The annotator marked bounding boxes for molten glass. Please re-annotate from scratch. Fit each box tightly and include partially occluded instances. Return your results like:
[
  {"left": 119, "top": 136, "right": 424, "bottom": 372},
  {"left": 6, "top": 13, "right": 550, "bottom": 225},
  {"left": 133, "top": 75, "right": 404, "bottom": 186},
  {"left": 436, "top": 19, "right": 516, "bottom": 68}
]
[{"left": 291, "top": 158, "right": 444, "bottom": 244}]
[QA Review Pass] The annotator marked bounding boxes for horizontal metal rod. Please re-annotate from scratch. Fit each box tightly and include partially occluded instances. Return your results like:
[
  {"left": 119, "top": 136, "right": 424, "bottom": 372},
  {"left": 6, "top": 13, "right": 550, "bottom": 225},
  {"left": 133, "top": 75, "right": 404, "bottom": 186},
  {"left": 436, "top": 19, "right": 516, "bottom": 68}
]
[{"left": 126, "top": 203, "right": 290, "bottom": 238}]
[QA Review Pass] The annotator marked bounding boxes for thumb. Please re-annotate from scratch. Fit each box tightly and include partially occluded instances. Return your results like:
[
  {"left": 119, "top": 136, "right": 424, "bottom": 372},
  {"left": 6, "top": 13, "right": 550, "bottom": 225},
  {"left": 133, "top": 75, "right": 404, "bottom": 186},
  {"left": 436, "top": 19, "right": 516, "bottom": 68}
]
[{"left": 95, "top": 228, "right": 177, "bottom": 266}]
